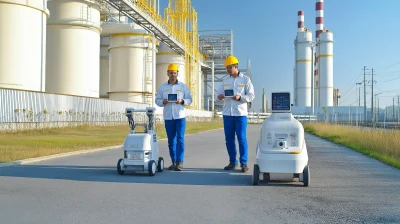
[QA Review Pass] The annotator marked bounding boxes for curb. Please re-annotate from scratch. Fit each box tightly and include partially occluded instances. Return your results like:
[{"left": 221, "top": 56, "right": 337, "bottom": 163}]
[
  {"left": 0, "top": 127, "right": 223, "bottom": 168},
  {"left": 0, "top": 145, "right": 123, "bottom": 168}
]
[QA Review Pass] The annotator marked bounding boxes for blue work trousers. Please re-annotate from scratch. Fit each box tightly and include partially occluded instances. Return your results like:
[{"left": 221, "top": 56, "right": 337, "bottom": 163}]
[
  {"left": 164, "top": 118, "right": 186, "bottom": 163},
  {"left": 223, "top": 115, "right": 248, "bottom": 165}
]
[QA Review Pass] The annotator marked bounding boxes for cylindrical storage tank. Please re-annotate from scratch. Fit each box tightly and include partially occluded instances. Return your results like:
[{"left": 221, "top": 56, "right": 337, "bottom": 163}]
[
  {"left": 295, "top": 30, "right": 313, "bottom": 107},
  {"left": 99, "top": 36, "right": 110, "bottom": 98},
  {"left": 318, "top": 31, "right": 333, "bottom": 106},
  {"left": 108, "top": 32, "right": 155, "bottom": 103},
  {"left": 46, "top": 0, "right": 101, "bottom": 97},
  {"left": 0, "top": 0, "right": 49, "bottom": 91},
  {"left": 156, "top": 42, "right": 185, "bottom": 89}
]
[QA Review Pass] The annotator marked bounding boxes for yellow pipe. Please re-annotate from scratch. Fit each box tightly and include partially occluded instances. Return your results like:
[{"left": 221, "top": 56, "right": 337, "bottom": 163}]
[
  {"left": 318, "top": 54, "right": 333, "bottom": 58},
  {"left": 110, "top": 33, "right": 153, "bottom": 38},
  {"left": 156, "top": 52, "right": 180, "bottom": 56},
  {"left": 296, "top": 60, "right": 312, "bottom": 63}
]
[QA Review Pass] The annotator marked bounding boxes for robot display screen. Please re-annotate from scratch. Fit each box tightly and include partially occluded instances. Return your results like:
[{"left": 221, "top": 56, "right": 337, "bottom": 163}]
[{"left": 272, "top": 92, "right": 291, "bottom": 111}]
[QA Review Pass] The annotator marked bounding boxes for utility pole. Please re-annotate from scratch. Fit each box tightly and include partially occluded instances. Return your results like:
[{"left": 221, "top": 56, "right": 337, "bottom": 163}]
[
  {"left": 358, "top": 85, "right": 361, "bottom": 106},
  {"left": 396, "top": 96, "right": 400, "bottom": 122},
  {"left": 386, "top": 108, "right": 387, "bottom": 124},
  {"left": 371, "top": 68, "right": 374, "bottom": 123},
  {"left": 356, "top": 82, "right": 362, "bottom": 107},
  {"left": 374, "top": 93, "right": 380, "bottom": 123},
  {"left": 363, "top": 66, "right": 367, "bottom": 124},
  {"left": 393, "top": 97, "right": 395, "bottom": 122},
  {"left": 356, "top": 83, "right": 358, "bottom": 127},
  {"left": 377, "top": 97, "right": 379, "bottom": 122}
]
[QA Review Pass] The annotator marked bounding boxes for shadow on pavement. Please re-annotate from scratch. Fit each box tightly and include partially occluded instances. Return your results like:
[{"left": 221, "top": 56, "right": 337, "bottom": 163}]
[{"left": 0, "top": 165, "right": 258, "bottom": 186}]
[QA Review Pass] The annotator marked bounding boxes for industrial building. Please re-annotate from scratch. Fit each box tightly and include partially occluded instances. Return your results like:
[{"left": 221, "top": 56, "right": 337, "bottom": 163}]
[{"left": 0, "top": 0, "right": 251, "bottom": 125}]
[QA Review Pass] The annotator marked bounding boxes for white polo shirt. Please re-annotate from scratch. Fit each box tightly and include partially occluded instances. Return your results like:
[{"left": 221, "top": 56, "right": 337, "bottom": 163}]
[
  {"left": 155, "top": 80, "right": 192, "bottom": 120},
  {"left": 216, "top": 72, "right": 255, "bottom": 116}
]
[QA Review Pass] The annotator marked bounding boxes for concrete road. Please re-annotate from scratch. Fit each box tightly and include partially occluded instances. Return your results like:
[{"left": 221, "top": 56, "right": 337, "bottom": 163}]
[{"left": 0, "top": 124, "right": 399, "bottom": 224}]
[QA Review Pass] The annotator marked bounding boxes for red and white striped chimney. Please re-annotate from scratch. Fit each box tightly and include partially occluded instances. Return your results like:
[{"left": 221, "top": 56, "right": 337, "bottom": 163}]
[
  {"left": 315, "top": 0, "right": 324, "bottom": 39},
  {"left": 298, "top": 11, "right": 304, "bottom": 29}
]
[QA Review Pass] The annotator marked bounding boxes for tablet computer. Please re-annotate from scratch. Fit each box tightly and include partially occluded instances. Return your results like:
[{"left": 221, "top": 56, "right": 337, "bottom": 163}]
[
  {"left": 224, "top": 89, "right": 234, "bottom": 97},
  {"left": 168, "top": 93, "right": 178, "bottom": 103}
]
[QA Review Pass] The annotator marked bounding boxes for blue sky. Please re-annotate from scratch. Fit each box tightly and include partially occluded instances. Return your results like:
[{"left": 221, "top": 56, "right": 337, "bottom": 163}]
[{"left": 160, "top": 0, "right": 400, "bottom": 111}]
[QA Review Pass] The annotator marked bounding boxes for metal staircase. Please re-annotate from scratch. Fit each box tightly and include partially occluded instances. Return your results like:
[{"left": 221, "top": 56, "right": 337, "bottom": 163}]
[{"left": 104, "top": 0, "right": 185, "bottom": 55}]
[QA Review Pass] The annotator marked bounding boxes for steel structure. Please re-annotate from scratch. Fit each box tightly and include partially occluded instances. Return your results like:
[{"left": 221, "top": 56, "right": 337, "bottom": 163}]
[
  {"left": 199, "top": 30, "right": 232, "bottom": 111},
  {"left": 104, "top": 0, "right": 185, "bottom": 54},
  {"left": 164, "top": 0, "right": 202, "bottom": 109},
  {"left": 199, "top": 30, "right": 250, "bottom": 112}
]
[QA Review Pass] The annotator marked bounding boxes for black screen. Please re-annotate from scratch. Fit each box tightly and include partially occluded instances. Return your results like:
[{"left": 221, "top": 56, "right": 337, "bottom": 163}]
[
  {"left": 272, "top": 92, "right": 291, "bottom": 111},
  {"left": 168, "top": 94, "right": 177, "bottom": 101},
  {"left": 224, "top": 89, "right": 234, "bottom": 96}
]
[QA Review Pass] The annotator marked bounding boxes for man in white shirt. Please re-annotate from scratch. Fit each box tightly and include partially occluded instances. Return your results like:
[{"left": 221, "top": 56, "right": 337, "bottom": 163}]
[
  {"left": 216, "top": 56, "right": 255, "bottom": 172},
  {"left": 155, "top": 63, "right": 192, "bottom": 171}
]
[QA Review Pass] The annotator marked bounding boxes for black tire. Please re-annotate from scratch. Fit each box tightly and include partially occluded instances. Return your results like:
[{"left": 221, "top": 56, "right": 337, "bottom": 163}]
[
  {"left": 157, "top": 157, "right": 164, "bottom": 172},
  {"left": 117, "top": 158, "right": 125, "bottom": 175},
  {"left": 252, "top": 164, "right": 260, "bottom": 185},
  {"left": 303, "top": 165, "right": 310, "bottom": 187},
  {"left": 148, "top": 160, "right": 156, "bottom": 176}
]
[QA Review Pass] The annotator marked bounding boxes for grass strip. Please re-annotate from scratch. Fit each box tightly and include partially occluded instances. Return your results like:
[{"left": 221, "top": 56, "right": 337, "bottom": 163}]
[
  {"left": 303, "top": 123, "right": 400, "bottom": 169},
  {"left": 0, "top": 122, "right": 223, "bottom": 163}
]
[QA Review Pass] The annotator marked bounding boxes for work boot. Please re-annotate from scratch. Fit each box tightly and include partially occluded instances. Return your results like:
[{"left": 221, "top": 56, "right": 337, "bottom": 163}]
[
  {"left": 168, "top": 162, "right": 176, "bottom": 170},
  {"left": 175, "top": 162, "right": 183, "bottom": 171},
  {"left": 241, "top": 164, "right": 249, "bottom": 173},
  {"left": 224, "top": 162, "right": 238, "bottom": 170}
]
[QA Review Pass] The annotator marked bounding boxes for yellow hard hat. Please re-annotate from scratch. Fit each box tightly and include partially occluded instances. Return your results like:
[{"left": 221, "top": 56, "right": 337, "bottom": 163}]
[
  {"left": 167, "top": 63, "right": 179, "bottom": 71},
  {"left": 224, "top": 56, "right": 239, "bottom": 67}
]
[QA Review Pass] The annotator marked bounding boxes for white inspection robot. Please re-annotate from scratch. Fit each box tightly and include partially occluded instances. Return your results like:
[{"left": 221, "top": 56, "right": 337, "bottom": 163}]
[
  {"left": 253, "top": 92, "right": 310, "bottom": 186},
  {"left": 117, "top": 107, "right": 164, "bottom": 176}
]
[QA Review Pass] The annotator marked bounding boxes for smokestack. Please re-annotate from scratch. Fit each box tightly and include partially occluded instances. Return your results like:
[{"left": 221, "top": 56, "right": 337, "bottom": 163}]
[
  {"left": 298, "top": 11, "right": 304, "bottom": 29},
  {"left": 295, "top": 11, "right": 312, "bottom": 107},
  {"left": 314, "top": 0, "right": 324, "bottom": 106},
  {"left": 315, "top": 0, "right": 324, "bottom": 39},
  {"left": 316, "top": 0, "right": 334, "bottom": 107}
]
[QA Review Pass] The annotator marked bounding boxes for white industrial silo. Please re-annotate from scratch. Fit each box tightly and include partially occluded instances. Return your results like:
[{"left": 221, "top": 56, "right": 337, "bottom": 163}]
[
  {"left": 294, "top": 11, "right": 313, "bottom": 107},
  {"left": 317, "top": 33, "right": 333, "bottom": 106},
  {"left": 156, "top": 42, "right": 185, "bottom": 89},
  {"left": 46, "top": 0, "right": 101, "bottom": 97},
  {"left": 0, "top": 0, "right": 49, "bottom": 91},
  {"left": 99, "top": 36, "right": 110, "bottom": 98},
  {"left": 104, "top": 23, "right": 155, "bottom": 104}
]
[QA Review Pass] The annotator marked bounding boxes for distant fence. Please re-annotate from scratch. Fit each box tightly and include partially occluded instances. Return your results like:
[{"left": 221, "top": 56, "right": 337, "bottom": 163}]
[{"left": 0, "top": 88, "right": 213, "bottom": 131}]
